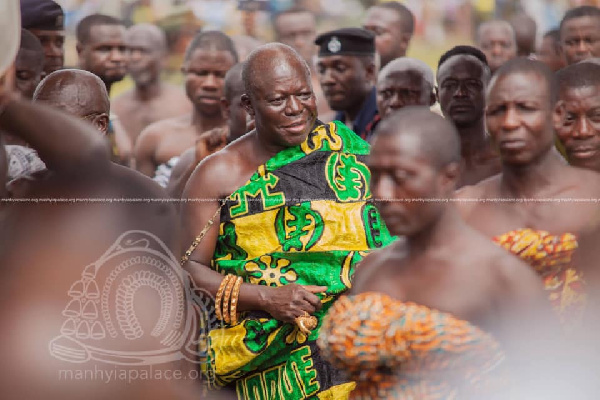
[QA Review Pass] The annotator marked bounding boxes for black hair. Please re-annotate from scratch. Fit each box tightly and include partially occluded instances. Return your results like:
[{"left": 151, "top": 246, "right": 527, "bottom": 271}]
[
  {"left": 76, "top": 14, "right": 124, "bottom": 44},
  {"left": 560, "top": 6, "right": 600, "bottom": 32},
  {"left": 184, "top": 30, "right": 239, "bottom": 63},
  {"left": 438, "top": 45, "right": 489, "bottom": 70},
  {"left": 556, "top": 62, "right": 600, "bottom": 91}
]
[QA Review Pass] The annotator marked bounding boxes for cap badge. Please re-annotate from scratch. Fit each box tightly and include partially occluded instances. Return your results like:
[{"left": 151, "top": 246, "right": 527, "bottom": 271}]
[{"left": 327, "top": 36, "right": 341, "bottom": 53}]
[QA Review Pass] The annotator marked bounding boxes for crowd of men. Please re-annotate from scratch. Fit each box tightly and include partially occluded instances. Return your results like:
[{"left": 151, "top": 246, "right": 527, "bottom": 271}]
[{"left": 3, "top": 0, "right": 600, "bottom": 399}]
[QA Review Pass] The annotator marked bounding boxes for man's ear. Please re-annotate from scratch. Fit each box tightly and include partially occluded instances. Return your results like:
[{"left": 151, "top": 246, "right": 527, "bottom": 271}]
[
  {"left": 94, "top": 113, "right": 110, "bottom": 135},
  {"left": 440, "top": 161, "right": 461, "bottom": 193},
  {"left": 400, "top": 33, "right": 412, "bottom": 55},
  {"left": 430, "top": 89, "right": 437, "bottom": 107},
  {"left": 552, "top": 100, "right": 566, "bottom": 132},
  {"left": 241, "top": 93, "right": 254, "bottom": 117},
  {"left": 364, "top": 57, "right": 377, "bottom": 85}
]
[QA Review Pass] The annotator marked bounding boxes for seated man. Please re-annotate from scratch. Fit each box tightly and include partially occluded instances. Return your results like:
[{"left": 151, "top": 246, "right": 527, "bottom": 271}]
[
  {"left": 555, "top": 62, "right": 600, "bottom": 173},
  {"left": 437, "top": 45, "right": 501, "bottom": 186},
  {"left": 180, "top": 43, "right": 392, "bottom": 398},
  {"left": 167, "top": 63, "right": 250, "bottom": 199},
  {"left": 134, "top": 30, "right": 237, "bottom": 182},
  {"left": 455, "top": 58, "right": 600, "bottom": 326},
  {"left": 318, "top": 107, "right": 547, "bottom": 399}
]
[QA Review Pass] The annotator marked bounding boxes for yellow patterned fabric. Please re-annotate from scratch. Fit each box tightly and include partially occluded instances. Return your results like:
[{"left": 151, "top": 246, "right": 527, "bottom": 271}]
[
  {"left": 202, "top": 121, "right": 393, "bottom": 399},
  {"left": 318, "top": 292, "right": 506, "bottom": 399},
  {"left": 493, "top": 228, "right": 586, "bottom": 325}
]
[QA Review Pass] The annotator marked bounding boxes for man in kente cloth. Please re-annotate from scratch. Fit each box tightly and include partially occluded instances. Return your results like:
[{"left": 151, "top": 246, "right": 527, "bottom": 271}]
[
  {"left": 455, "top": 58, "right": 600, "bottom": 327},
  {"left": 180, "top": 43, "right": 392, "bottom": 399}
]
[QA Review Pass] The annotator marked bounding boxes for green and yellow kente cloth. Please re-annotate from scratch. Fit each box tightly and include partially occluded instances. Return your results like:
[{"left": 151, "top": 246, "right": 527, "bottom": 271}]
[{"left": 203, "top": 121, "right": 393, "bottom": 399}]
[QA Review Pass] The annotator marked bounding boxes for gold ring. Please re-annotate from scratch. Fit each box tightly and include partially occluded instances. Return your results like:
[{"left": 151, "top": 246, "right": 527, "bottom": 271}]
[{"left": 294, "top": 312, "right": 318, "bottom": 336}]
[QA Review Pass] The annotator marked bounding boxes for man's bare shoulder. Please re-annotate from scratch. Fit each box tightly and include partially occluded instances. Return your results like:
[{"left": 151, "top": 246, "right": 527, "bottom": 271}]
[
  {"left": 454, "top": 174, "right": 500, "bottom": 216},
  {"left": 562, "top": 166, "right": 600, "bottom": 196},
  {"left": 112, "top": 88, "right": 136, "bottom": 105},
  {"left": 184, "top": 135, "right": 254, "bottom": 199},
  {"left": 351, "top": 239, "right": 405, "bottom": 293},
  {"left": 138, "top": 115, "right": 191, "bottom": 139}
]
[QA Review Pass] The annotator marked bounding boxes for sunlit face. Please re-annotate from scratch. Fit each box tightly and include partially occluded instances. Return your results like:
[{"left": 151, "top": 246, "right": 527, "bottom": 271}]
[
  {"left": 556, "top": 84, "right": 600, "bottom": 172},
  {"left": 243, "top": 58, "right": 317, "bottom": 149},
  {"left": 560, "top": 16, "right": 600, "bottom": 65},
  {"left": 486, "top": 71, "right": 555, "bottom": 166}
]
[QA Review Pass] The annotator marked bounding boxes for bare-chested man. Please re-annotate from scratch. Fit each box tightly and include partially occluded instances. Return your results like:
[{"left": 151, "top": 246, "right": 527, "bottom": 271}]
[
  {"left": 455, "top": 58, "right": 600, "bottom": 325},
  {"left": 167, "top": 63, "right": 249, "bottom": 199},
  {"left": 437, "top": 45, "right": 501, "bottom": 187},
  {"left": 134, "top": 30, "right": 238, "bottom": 179},
  {"left": 355, "top": 107, "right": 545, "bottom": 337},
  {"left": 477, "top": 20, "right": 518, "bottom": 74},
  {"left": 112, "top": 24, "right": 192, "bottom": 145},
  {"left": 318, "top": 107, "right": 549, "bottom": 399},
  {"left": 0, "top": 75, "right": 205, "bottom": 400},
  {"left": 76, "top": 13, "right": 132, "bottom": 165},
  {"left": 31, "top": 69, "right": 175, "bottom": 223}
]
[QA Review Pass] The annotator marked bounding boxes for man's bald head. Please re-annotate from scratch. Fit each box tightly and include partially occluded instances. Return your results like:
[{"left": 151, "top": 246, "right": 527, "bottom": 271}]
[
  {"left": 127, "top": 23, "right": 167, "bottom": 55},
  {"left": 241, "top": 43, "right": 316, "bottom": 148},
  {"left": 510, "top": 14, "right": 537, "bottom": 57},
  {"left": 127, "top": 24, "right": 167, "bottom": 87},
  {"left": 33, "top": 69, "right": 110, "bottom": 134},
  {"left": 378, "top": 57, "right": 434, "bottom": 88},
  {"left": 242, "top": 43, "right": 311, "bottom": 99},
  {"left": 376, "top": 57, "right": 435, "bottom": 118},
  {"left": 477, "top": 20, "right": 517, "bottom": 73},
  {"left": 375, "top": 106, "right": 461, "bottom": 169}
]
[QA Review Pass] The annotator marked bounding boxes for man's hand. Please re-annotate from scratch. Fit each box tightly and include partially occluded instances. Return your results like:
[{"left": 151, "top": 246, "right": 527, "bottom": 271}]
[
  {"left": 259, "top": 284, "right": 327, "bottom": 323},
  {"left": 195, "top": 126, "right": 228, "bottom": 162}
]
